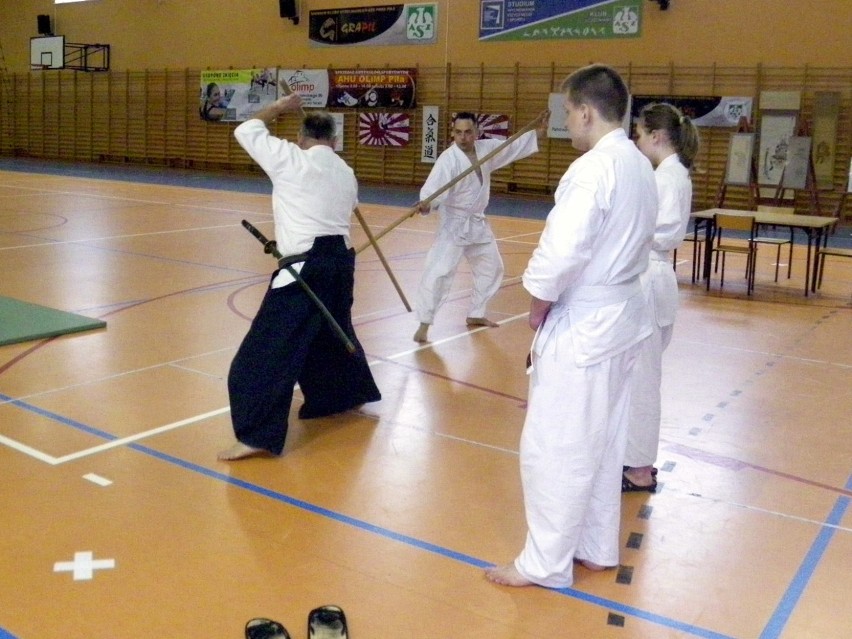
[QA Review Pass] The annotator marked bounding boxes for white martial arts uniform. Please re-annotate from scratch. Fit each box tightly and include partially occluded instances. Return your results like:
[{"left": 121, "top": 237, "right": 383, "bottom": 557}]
[
  {"left": 624, "top": 154, "right": 693, "bottom": 468},
  {"left": 415, "top": 131, "right": 539, "bottom": 323},
  {"left": 234, "top": 118, "right": 357, "bottom": 289},
  {"left": 515, "top": 128, "right": 657, "bottom": 588}
]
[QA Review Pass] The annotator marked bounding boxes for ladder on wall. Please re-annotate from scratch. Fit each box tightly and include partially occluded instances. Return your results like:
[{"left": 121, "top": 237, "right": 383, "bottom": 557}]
[{"left": 0, "top": 37, "right": 12, "bottom": 151}]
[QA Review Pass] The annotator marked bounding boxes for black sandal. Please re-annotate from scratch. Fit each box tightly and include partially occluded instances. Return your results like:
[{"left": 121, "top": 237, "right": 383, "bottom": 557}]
[
  {"left": 622, "top": 473, "right": 657, "bottom": 493},
  {"left": 623, "top": 465, "right": 658, "bottom": 476},
  {"left": 245, "top": 618, "right": 291, "bottom": 639},
  {"left": 308, "top": 605, "right": 348, "bottom": 638}
]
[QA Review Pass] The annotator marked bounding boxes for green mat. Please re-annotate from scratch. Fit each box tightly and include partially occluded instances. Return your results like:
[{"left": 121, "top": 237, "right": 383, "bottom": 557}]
[{"left": 0, "top": 297, "right": 106, "bottom": 346}]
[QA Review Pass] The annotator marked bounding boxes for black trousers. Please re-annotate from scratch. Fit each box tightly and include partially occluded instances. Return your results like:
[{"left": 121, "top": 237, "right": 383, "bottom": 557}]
[{"left": 227, "top": 235, "right": 381, "bottom": 455}]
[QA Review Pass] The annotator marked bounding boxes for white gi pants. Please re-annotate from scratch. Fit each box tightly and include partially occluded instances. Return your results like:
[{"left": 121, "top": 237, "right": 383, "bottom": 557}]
[
  {"left": 515, "top": 330, "right": 640, "bottom": 588},
  {"left": 415, "top": 235, "right": 504, "bottom": 324},
  {"left": 624, "top": 256, "right": 677, "bottom": 468}
]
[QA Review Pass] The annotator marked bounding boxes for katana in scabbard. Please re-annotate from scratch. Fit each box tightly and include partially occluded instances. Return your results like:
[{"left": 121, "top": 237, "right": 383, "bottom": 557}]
[{"left": 241, "top": 219, "right": 357, "bottom": 354}]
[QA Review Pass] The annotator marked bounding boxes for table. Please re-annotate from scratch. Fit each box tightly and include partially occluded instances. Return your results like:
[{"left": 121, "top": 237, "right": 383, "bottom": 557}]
[{"left": 692, "top": 208, "right": 837, "bottom": 296}]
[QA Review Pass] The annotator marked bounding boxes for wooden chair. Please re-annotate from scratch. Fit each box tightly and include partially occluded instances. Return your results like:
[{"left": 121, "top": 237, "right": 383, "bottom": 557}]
[
  {"left": 754, "top": 205, "right": 795, "bottom": 282},
  {"left": 707, "top": 213, "right": 757, "bottom": 295},
  {"left": 816, "top": 246, "right": 852, "bottom": 289},
  {"left": 673, "top": 219, "right": 706, "bottom": 284}
]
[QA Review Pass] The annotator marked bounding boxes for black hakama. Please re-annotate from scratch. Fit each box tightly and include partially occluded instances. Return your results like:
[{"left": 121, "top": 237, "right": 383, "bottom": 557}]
[{"left": 227, "top": 235, "right": 381, "bottom": 454}]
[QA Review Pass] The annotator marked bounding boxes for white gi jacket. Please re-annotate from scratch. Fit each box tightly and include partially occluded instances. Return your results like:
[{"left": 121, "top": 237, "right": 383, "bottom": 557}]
[
  {"left": 523, "top": 129, "right": 657, "bottom": 366},
  {"left": 645, "top": 153, "right": 693, "bottom": 326},
  {"left": 421, "top": 132, "right": 539, "bottom": 245},
  {"left": 234, "top": 119, "right": 358, "bottom": 287}
]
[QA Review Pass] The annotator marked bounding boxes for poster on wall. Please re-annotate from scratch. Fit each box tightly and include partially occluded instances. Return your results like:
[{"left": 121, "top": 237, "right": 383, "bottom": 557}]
[
  {"left": 479, "top": 0, "right": 642, "bottom": 41},
  {"left": 358, "top": 112, "right": 411, "bottom": 146},
  {"left": 310, "top": 3, "right": 438, "bottom": 47},
  {"left": 331, "top": 113, "right": 345, "bottom": 152},
  {"left": 547, "top": 93, "right": 569, "bottom": 138},
  {"left": 630, "top": 95, "right": 753, "bottom": 128},
  {"left": 279, "top": 69, "right": 331, "bottom": 108},
  {"left": 421, "top": 106, "right": 439, "bottom": 162},
  {"left": 548, "top": 93, "right": 631, "bottom": 139},
  {"left": 329, "top": 69, "right": 417, "bottom": 108},
  {"left": 199, "top": 69, "right": 279, "bottom": 122}
]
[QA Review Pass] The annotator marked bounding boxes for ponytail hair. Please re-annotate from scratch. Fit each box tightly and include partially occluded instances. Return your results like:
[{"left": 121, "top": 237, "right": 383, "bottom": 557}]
[{"left": 639, "top": 102, "right": 700, "bottom": 169}]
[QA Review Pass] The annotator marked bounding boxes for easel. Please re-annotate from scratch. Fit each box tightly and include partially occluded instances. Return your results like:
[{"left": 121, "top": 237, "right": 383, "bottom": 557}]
[
  {"left": 714, "top": 117, "right": 759, "bottom": 209},
  {"left": 716, "top": 117, "right": 822, "bottom": 216}
]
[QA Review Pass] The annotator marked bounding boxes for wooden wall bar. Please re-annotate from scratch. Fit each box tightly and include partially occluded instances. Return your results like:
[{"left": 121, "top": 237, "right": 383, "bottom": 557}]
[{"left": 1, "top": 64, "right": 850, "bottom": 218}]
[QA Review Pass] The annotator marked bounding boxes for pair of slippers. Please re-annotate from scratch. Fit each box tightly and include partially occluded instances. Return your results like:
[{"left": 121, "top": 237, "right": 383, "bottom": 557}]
[
  {"left": 245, "top": 605, "right": 348, "bottom": 639},
  {"left": 621, "top": 466, "right": 658, "bottom": 493}
]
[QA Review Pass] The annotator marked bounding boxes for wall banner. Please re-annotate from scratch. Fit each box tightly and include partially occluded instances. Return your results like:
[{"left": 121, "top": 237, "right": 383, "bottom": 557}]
[
  {"left": 630, "top": 95, "right": 754, "bottom": 128},
  {"left": 199, "top": 69, "right": 279, "bottom": 122},
  {"left": 358, "top": 112, "right": 411, "bottom": 146},
  {"left": 421, "top": 106, "right": 439, "bottom": 163},
  {"left": 279, "top": 69, "right": 331, "bottom": 108},
  {"left": 479, "top": 0, "right": 642, "bottom": 42},
  {"left": 331, "top": 113, "right": 345, "bottom": 152},
  {"left": 329, "top": 69, "right": 417, "bottom": 109},
  {"left": 310, "top": 3, "right": 438, "bottom": 47}
]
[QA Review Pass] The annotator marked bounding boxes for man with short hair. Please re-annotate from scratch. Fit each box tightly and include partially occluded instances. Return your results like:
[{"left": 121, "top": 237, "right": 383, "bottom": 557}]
[
  {"left": 486, "top": 64, "right": 657, "bottom": 588},
  {"left": 412, "top": 111, "right": 547, "bottom": 343},
  {"left": 218, "top": 93, "right": 381, "bottom": 462}
]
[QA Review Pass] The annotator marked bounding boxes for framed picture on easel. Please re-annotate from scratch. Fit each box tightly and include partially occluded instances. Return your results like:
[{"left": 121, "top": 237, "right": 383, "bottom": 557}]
[
  {"left": 725, "top": 133, "right": 755, "bottom": 186},
  {"left": 758, "top": 112, "right": 798, "bottom": 186},
  {"left": 847, "top": 157, "right": 852, "bottom": 193},
  {"left": 781, "top": 136, "right": 812, "bottom": 190}
]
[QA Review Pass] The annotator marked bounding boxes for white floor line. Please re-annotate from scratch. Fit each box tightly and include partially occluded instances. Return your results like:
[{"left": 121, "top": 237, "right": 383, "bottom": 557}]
[
  {"left": 2, "top": 301, "right": 530, "bottom": 464},
  {"left": 0, "top": 222, "right": 258, "bottom": 252},
  {"left": 676, "top": 487, "right": 852, "bottom": 533},
  {"left": 51, "top": 406, "right": 233, "bottom": 464},
  {"left": 0, "top": 433, "right": 59, "bottom": 465}
]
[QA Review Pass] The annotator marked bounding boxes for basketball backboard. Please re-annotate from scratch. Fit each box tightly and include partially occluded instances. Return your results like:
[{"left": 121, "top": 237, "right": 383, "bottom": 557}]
[{"left": 30, "top": 36, "right": 65, "bottom": 70}]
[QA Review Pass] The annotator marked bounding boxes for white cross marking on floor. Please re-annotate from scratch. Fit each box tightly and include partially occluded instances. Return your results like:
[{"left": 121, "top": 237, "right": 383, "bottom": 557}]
[{"left": 53, "top": 551, "right": 115, "bottom": 580}]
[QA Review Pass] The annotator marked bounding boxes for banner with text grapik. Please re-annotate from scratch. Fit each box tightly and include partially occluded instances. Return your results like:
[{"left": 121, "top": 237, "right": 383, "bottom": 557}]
[
  {"left": 310, "top": 3, "right": 437, "bottom": 47},
  {"left": 479, "top": 0, "right": 642, "bottom": 41}
]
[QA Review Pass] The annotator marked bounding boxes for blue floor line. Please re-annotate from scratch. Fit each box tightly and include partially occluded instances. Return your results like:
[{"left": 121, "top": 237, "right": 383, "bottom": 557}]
[
  {"left": 137, "top": 443, "right": 737, "bottom": 639},
  {"left": 2, "top": 393, "right": 743, "bottom": 638},
  {"left": 758, "top": 476, "right": 851, "bottom": 639}
]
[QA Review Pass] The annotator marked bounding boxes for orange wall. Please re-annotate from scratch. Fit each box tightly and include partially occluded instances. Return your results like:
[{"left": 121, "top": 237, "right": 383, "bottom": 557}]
[{"left": 1, "top": 0, "right": 851, "bottom": 72}]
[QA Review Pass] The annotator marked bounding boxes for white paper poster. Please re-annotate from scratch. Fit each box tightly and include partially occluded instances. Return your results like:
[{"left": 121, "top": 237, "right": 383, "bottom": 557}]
[{"left": 421, "top": 106, "right": 439, "bottom": 162}]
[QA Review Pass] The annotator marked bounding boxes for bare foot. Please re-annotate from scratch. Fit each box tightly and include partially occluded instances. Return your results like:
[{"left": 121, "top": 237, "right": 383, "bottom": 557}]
[
  {"left": 466, "top": 317, "right": 499, "bottom": 328},
  {"left": 485, "top": 563, "right": 534, "bottom": 587},
  {"left": 413, "top": 323, "right": 430, "bottom": 342},
  {"left": 577, "top": 559, "right": 608, "bottom": 572},
  {"left": 217, "top": 442, "right": 272, "bottom": 461},
  {"left": 623, "top": 466, "right": 656, "bottom": 490}
]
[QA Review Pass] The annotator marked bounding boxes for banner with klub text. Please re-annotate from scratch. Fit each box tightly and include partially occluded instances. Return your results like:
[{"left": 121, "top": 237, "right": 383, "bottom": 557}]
[
  {"left": 199, "top": 69, "right": 278, "bottom": 122},
  {"left": 480, "top": 0, "right": 642, "bottom": 41},
  {"left": 329, "top": 69, "right": 417, "bottom": 109},
  {"left": 310, "top": 3, "right": 437, "bottom": 47}
]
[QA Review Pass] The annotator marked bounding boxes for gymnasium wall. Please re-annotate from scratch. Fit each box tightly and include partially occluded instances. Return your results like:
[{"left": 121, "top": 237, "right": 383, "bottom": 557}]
[
  {"left": 0, "top": 1, "right": 850, "bottom": 217},
  {"left": 2, "top": 1, "right": 851, "bottom": 71}
]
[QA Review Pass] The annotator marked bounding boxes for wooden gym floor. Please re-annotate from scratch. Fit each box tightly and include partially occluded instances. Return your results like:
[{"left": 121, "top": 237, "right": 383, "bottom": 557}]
[{"left": 0, "top": 167, "right": 850, "bottom": 639}]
